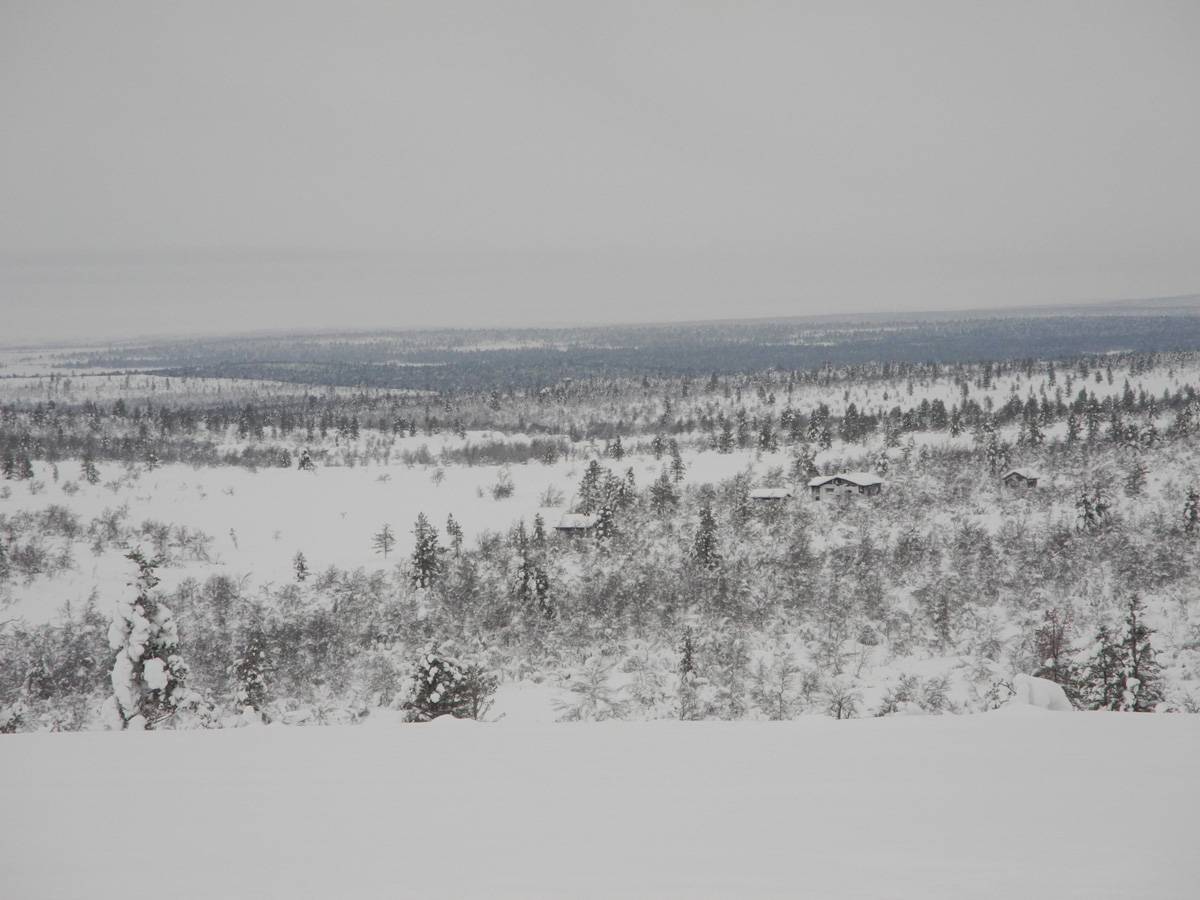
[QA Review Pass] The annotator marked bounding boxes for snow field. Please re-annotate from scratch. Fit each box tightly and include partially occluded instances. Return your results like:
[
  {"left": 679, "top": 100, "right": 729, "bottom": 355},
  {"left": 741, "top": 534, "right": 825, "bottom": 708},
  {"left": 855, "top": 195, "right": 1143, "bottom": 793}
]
[
  {"left": 2, "top": 709, "right": 1197, "bottom": 899},
  {"left": 2, "top": 442, "right": 809, "bottom": 626}
]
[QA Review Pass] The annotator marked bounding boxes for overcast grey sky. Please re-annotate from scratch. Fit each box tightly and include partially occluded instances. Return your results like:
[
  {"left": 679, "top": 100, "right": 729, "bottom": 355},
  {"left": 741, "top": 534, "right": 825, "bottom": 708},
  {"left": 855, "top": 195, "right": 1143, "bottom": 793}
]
[{"left": 2, "top": 1, "right": 1198, "bottom": 343}]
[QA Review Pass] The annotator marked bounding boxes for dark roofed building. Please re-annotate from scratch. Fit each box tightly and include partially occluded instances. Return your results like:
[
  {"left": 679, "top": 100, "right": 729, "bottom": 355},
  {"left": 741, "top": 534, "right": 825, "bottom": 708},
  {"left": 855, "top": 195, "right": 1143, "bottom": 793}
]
[
  {"left": 1002, "top": 468, "right": 1040, "bottom": 488},
  {"left": 749, "top": 487, "right": 794, "bottom": 501},
  {"left": 554, "top": 513, "right": 597, "bottom": 535},
  {"left": 808, "top": 472, "right": 883, "bottom": 500}
]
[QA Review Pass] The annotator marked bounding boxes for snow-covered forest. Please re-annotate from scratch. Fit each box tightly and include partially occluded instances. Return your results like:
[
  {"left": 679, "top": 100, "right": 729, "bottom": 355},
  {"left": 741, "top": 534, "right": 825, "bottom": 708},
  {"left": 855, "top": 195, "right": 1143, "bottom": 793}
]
[
  {"left": 4, "top": 320, "right": 1200, "bottom": 899},
  {"left": 3, "top": 325, "right": 1200, "bottom": 729}
]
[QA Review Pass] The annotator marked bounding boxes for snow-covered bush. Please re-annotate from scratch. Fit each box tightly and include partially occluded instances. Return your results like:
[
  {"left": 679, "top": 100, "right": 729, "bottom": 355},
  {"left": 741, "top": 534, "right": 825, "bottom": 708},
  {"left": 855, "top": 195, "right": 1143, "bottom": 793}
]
[
  {"left": 554, "top": 657, "right": 626, "bottom": 722},
  {"left": 0, "top": 702, "right": 24, "bottom": 733},
  {"left": 750, "top": 646, "right": 804, "bottom": 720},
  {"left": 822, "top": 676, "right": 862, "bottom": 719}
]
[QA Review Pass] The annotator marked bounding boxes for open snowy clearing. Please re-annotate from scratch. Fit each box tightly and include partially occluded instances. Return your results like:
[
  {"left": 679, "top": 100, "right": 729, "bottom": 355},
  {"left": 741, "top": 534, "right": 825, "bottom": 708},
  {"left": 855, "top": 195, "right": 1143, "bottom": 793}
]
[
  {"left": 3, "top": 709, "right": 1197, "bottom": 899},
  {"left": 1, "top": 447, "right": 783, "bottom": 626}
]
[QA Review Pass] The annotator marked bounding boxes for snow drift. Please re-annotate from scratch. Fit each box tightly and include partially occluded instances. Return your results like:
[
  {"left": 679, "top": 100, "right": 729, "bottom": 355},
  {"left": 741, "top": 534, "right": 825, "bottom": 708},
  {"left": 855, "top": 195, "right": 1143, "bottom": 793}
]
[{"left": 1007, "top": 673, "right": 1074, "bottom": 711}]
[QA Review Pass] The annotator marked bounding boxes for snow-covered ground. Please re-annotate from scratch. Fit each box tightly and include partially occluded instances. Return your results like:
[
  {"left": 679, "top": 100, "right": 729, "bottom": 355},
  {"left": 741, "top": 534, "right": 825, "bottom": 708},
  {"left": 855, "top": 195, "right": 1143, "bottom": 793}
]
[
  {"left": 0, "top": 443, "right": 824, "bottom": 627},
  {"left": 2, "top": 707, "right": 1197, "bottom": 899},
  {"left": 4, "top": 349, "right": 1200, "bottom": 895}
]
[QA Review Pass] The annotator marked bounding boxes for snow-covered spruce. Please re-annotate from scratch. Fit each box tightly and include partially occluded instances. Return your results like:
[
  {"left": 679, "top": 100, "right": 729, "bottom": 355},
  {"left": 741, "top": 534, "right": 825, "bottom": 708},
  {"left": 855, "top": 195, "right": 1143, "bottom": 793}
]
[
  {"left": 400, "top": 647, "right": 497, "bottom": 722},
  {"left": 228, "top": 623, "right": 272, "bottom": 724},
  {"left": 102, "top": 550, "right": 195, "bottom": 730}
]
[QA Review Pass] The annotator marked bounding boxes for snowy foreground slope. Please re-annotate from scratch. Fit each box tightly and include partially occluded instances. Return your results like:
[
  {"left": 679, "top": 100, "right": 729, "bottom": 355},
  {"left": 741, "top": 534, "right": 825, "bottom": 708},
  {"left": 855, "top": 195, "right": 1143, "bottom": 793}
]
[{"left": 3, "top": 710, "right": 1198, "bottom": 900}]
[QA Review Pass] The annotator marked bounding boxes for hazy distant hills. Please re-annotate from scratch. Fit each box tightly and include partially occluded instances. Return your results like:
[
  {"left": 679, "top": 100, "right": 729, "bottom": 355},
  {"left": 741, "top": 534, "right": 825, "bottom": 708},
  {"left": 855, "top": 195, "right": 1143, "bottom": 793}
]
[
  {"left": 25, "top": 296, "right": 1198, "bottom": 393},
  {"left": 705, "top": 293, "right": 1200, "bottom": 328}
]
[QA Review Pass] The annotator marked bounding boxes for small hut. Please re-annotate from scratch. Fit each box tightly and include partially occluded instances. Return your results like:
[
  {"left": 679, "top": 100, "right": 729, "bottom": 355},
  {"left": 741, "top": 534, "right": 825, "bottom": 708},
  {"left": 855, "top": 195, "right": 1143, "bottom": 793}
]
[
  {"left": 807, "top": 472, "right": 883, "bottom": 500},
  {"left": 1003, "top": 468, "right": 1040, "bottom": 488},
  {"left": 749, "top": 487, "right": 794, "bottom": 501},
  {"left": 554, "top": 513, "right": 597, "bottom": 536}
]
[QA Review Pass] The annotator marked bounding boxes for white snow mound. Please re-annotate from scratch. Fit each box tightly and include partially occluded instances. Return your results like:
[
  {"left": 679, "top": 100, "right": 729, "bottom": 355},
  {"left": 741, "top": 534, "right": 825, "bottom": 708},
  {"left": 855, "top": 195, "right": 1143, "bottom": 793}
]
[
  {"left": 142, "top": 658, "right": 168, "bottom": 691},
  {"left": 1007, "top": 674, "right": 1073, "bottom": 712},
  {"left": 428, "top": 713, "right": 475, "bottom": 725}
]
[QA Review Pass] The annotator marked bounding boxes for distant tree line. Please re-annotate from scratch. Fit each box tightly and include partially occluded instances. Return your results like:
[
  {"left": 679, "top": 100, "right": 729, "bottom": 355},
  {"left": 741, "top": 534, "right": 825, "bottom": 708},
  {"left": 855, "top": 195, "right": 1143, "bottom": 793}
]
[
  {"left": 40, "top": 315, "right": 1200, "bottom": 392},
  {"left": 2, "top": 348, "right": 1197, "bottom": 471}
]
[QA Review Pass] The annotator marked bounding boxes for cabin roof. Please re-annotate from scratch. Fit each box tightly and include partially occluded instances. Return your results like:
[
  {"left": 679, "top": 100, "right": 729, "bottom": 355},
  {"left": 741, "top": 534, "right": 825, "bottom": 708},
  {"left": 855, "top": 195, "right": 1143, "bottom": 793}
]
[
  {"left": 555, "top": 513, "right": 597, "bottom": 530},
  {"left": 808, "top": 472, "right": 883, "bottom": 488},
  {"left": 1003, "top": 468, "right": 1041, "bottom": 480},
  {"left": 749, "top": 487, "right": 793, "bottom": 499}
]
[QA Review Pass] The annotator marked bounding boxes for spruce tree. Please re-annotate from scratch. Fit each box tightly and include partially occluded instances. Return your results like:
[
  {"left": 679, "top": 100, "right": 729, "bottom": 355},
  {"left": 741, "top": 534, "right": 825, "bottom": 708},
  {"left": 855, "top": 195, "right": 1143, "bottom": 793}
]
[
  {"left": 402, "top": 648, "right": 498, "bottom": 722},
  {"left": 1184, "top": 488, "right": 1199, "bottom": 535},
  {"left": 1082, "top": 624, "right": 1125, "bottom": 710},
  {"left": 691, "top": 503, "right": 721, "bottom": 570},
  {"left": 372, "top": 524, "right": 396, "bottom": 559},
  {"left": 1085, "top": 399, "right": 1102, "bottom": 442},
  {"left": 790, "top": 445, "right": 818, "bottom": 483},
  {"left": 594, "top": 500, "right": 616, "bottom": 541},
  {"left": 650, "top": 469, "right": 679, "bottom": 513},
  {"left": 678, "top": 629, "right": 700, "bottom": 721},
  {"left": 533, "top": 564, "right": 552, "bottom": 619},
  {"left": 511, "top": 521, "right": 553, "bottom": 619},
  {"left": 1031, "top": 608, "right": 1081, "bottom": 706},
  {"left": 293, "top": 551, "right": 309, "bottom": 582},
  {"left": 512, "top": 520, "right": 534, "bottom": 603},
  {"left": 1026, "top": 420, "right": 1044, "bottom": 446},
  {"left": 716, "top": 417, "right": 735, "bottom": 453},
  {"left": 984, "top": 433, "right": 1009, "bottom": 475},
  {"left": 1124, "top": 462, "right": 1148, "bottom": 498},
  {"left": 1066, "top": 411, "right": 1081, "bottom": 442},
  {"left": 410, "top": 513, "right": 443, "bottom": 589},
  {"left": 735, "top": 409, "right": 751, "bottom": 449},
  {"left": 1075, "top": 486, "right": 1112, "bottom": 532},
  {"left": 229, "top": 624, "right": 272, "bottom": 720},
  {"left": 622, "top": 467, "right": 637, "bottom": 506},
  {"left": 446, "top": 513, "right": 464, "bottom": 557},
  {"left": 1117, "top": 595, "right": 1163, "bottom": 712},
  {"left": 757, "top": 419, "right": 777, "bottom": 452},
  {"left": 81, "top": 454, "right": 101, "bottom": 485},
  {"left": 578, "top": 460, "right": 605, "bottom": 513},
  {"left": 104, "top": 550, "right": 192, "bottom": 729},
  {"left": 669, "top": 440, "right": 686, "bottom": 482}
]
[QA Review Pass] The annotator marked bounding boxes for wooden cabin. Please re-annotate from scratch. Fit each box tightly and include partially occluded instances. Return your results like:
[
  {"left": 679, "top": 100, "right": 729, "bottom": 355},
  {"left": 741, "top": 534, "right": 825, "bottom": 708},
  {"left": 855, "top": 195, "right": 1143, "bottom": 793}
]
[
  {"left": 554, "top": 513, "right": 597, "bottom": 536},
  {"left": 1002, "top": 468, "right": 1040, "bottom": 488},
  {"left": 749, "top": 487, "right": 794, "bottom": 501},
  {"left": 808, "top": 472, "right": 883, "bottom": 500}
]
